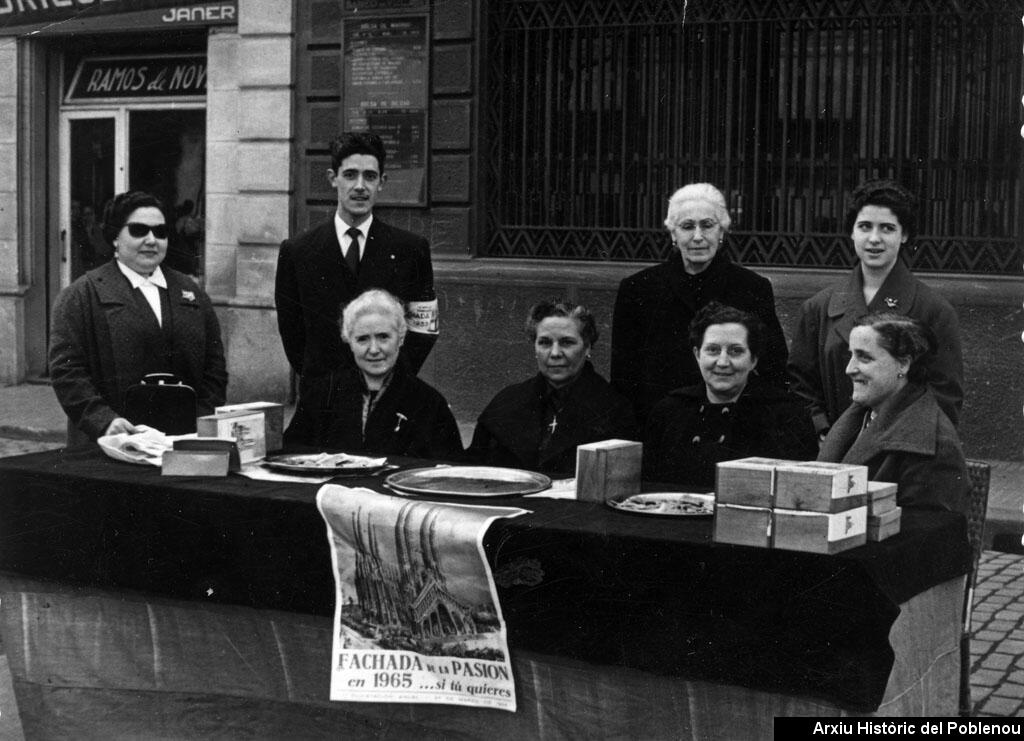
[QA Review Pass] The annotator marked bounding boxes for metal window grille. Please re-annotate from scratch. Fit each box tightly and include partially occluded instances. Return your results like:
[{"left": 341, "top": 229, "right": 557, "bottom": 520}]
[{"left": 484, "top": 0, "right": 1023, "bottom": 273}]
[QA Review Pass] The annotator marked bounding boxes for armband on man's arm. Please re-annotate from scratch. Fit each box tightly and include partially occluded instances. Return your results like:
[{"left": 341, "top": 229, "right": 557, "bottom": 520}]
[
  {"left": 401, "top": 299, "right": 439, "bottom": 374},
  {"left": 406, "top": 299, "right": 439, "bottom": 336}
]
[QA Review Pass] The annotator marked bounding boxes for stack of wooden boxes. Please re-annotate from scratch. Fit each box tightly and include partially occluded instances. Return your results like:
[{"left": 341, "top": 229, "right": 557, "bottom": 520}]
[
  {"left": 714, "top": 457, "right": 901, "bottom": 553},
  {"left": 866, "top": 481, "right": 901, "bottom": 540}
]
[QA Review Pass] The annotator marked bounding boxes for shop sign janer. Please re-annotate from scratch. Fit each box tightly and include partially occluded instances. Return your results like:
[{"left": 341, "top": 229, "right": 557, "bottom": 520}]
[
  {"left": 66, "top": 55, "right": 206, "bottom": 101},
  {"left": 0, "top": 0, "right": 237, "bottom": 36}
]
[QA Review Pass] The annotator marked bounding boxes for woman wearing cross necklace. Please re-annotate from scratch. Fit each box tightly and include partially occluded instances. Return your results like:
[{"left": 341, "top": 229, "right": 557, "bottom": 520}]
[{"left": 467, "top": 300, "right": 636, "bottom": 477}]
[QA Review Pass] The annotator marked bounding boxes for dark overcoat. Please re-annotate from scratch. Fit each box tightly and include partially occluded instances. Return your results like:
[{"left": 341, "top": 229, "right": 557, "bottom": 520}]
[
  {"left": 611, "top": 251, "right": 788, "bottom": 423},
  {"left": 283, "top": 361, "right": 463, "bottom": 461},
  {"left": 274, "top": 217, "right": 436, "bottom": 382},
  {"left": 788, "top": 260, "right": 963, "bottom": 434},
  {"left": 467, "top": 362, "right": 637, "bottom": 478},
  {"left": 48, "top": 260, "right": 227, "bottom": 441},
  {"left": 818, "top": 383, "right": 969, "bottom": 515},
  {"left": 643, "top": 379, "right": 818, "bottom": 488}
]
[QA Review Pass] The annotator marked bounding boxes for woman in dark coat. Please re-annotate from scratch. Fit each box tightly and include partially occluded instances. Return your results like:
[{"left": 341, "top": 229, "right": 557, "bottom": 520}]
[
  {"left": 818, "top": 312, "right": 968, "bottom": 514},
  {"left": 612, "top": 183, "right": 788, "bottom": 424},
  {"left": 468, "top": 300, "right": 637, "bottom": 478},
  {"left": 788, "top": 180, "right": 963, "bottom": 438},
  {"left": 644, "top": 303, "right": 817, "bottom": 488},
  {"left": 49, "top": 191, "right": 227, "bottom": 444},
  {"left": 283, "top": 289, "right": 462, "bottom": 460}
]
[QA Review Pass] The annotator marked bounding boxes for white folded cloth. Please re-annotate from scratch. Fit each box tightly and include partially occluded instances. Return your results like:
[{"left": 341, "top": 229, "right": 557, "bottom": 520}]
[{"left": 97, "top": 427, "right": 194, "bottom": 466}]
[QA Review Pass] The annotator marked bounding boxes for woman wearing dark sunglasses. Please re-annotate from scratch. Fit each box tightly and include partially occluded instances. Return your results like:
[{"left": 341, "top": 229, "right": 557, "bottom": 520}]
[{"left": 49, "top": 191, "right": 227, "bottom": 444}]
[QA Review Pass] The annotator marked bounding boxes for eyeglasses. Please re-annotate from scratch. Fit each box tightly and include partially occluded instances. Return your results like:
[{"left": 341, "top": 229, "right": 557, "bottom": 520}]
[{"left": 125, "top": 222, "right": 169, "bottom": 240}]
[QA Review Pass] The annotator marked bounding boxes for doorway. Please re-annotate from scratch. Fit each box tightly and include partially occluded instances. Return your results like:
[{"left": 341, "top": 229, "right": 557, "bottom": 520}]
[{"left": 59, "top": 105, "right": 206, "bottom": 287}]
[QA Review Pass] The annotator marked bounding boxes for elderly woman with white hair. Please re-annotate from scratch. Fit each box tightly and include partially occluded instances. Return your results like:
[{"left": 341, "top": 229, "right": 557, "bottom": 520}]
[
  {"left": 282, "top": 288, "right": 463, "bottom": 459},
  {"left": 611, "top": 182, "right": 789, "bottom": 423}
]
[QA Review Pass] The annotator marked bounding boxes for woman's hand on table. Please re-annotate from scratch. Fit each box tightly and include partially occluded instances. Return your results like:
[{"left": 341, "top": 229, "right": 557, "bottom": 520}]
[{"left": 104, "top": 417, "right": 138, "bottom": 437}]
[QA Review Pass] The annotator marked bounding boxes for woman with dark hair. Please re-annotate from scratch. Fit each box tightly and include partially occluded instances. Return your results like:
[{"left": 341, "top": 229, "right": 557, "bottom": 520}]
[
  {"left": 49, "top": 190, "right": 227, "bottom": 445},
  {"left": 818, "top": 312, "right": 968, "bottom": 514},
  {"left": 283, "top": 288, "right": 462, "bottom": 459},
  {"left": 789, "top": 179, "right": 963, "bottom": 438},
  {"left": 611, "top": 183, "right": 789, "bottom": 424},
  {"left": 643, "top": 302, "right": 817, "bottom": 487},
  {"left": 467, "top": 300, "right": 636, "bottom": 477}
]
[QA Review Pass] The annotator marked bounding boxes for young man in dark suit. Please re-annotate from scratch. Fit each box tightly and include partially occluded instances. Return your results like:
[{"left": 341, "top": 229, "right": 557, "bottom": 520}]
[{"left": 274, "top": 132, "right": 438, "bottom": 392}]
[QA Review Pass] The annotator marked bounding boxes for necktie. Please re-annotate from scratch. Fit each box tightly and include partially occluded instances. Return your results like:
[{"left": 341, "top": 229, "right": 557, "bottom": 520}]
[{"left": 345, "top": 228, "right": 361, "bottom": 276}]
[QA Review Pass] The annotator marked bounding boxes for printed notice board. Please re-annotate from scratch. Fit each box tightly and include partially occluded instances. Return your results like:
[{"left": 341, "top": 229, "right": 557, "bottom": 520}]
[{"left": 343, "top": 15, "right": 429, "bottom": 206}]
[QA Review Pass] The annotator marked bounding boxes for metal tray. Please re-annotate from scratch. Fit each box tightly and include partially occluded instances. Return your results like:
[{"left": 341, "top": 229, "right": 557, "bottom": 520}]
[
  {"left": 606, "top": 492, "right": 715, "bottom": 517},
  {"left": 262, "top": 453, "right": 388, "bottom": 476},
  {"left": 385, "top": 466, "right": 551, "bottom": 497}
]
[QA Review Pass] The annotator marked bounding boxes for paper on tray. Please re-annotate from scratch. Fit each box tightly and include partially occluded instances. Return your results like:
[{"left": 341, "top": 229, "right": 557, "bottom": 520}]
[
  {"left": 234, "top": 462, "right": 338, "bottom": 483},
  {"left": 524, "top": 478, "right": 577, "bottom": 499}
]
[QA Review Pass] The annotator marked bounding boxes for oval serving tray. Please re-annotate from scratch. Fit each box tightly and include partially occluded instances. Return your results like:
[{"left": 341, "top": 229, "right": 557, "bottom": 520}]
[
  {"left": 385, "top": 466, "right": 551, "bottom": 497},
  {"left": 262, "top": 452, "right": 388, "bottom": 476},
  {"left": 606, "top": 492, "right": 715, "bottom": 517}
]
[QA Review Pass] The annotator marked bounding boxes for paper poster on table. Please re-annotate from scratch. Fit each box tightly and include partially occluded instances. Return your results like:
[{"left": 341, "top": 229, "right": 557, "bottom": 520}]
[{"left": 316, "top": 485, "right": 527, "bottom": 711}]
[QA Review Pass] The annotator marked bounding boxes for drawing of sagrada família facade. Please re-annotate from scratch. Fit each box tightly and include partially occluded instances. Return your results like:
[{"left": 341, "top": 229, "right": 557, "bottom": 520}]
[{"left": 342, "top": 501, "right": 498, "bottom": 645}]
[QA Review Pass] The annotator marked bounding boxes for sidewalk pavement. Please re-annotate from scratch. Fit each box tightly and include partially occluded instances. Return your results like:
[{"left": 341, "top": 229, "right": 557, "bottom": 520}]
[{"left": 0, "top": 382, "right": 1021, "bottom": 717}]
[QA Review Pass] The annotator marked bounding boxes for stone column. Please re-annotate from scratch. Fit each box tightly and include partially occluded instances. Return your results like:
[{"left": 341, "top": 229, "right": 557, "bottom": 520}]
[
  {"left": 205, "top": 0, "right": 294, "bottom": 402},
  {"left": 0, "top": 38, "right": 23, "bottom": 384}
]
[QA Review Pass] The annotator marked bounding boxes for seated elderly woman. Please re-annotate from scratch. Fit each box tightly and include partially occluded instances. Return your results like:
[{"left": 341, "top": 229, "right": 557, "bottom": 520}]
[
  {"left": 643, "top": 302, "right": 817, "bottom": 487},
  {"left": 283, "top": 289, "right": 462, "bottom": 459},
  {"left": 49, "top": 190, "right": 227, "bottom": 444},
  {"left": 818, "top": 312, "right": 968, "bottom": 514},
  {"left": 467, "top": 300, "right": 636, "bottom": 477}
]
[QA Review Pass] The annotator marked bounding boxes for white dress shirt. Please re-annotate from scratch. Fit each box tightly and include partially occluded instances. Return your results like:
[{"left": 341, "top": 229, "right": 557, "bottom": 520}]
[
  {"left": 335, "top": 213, "right": 372, "bottom": 262},
  {"left": 116, "top": 260, "right": 167, "bottom": 327}
]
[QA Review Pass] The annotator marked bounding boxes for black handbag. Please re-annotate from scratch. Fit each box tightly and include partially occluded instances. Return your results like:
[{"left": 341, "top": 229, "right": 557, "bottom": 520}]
[{"left": 123, "top": 373, "right": 198, "bottom": 434}]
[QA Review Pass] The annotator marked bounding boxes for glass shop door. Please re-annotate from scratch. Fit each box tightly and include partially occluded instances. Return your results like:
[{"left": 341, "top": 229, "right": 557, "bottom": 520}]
[
  {"left": 59, "top": 111, "right": 123, "bottom": 287},
  {"left": 59, "top": 105, "right": 206, "bottom": 287}
]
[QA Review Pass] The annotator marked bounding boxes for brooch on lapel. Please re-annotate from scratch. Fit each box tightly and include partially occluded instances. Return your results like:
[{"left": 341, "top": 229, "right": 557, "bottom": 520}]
[
  {"left": 181, "top": 290, "right": 196, "bottom": 302},
  {"left": 394, "top": 412, "right": 408, "bottom": 433},
  {"left": 884, "top": 297, "right": 899, "bottom": 308}
]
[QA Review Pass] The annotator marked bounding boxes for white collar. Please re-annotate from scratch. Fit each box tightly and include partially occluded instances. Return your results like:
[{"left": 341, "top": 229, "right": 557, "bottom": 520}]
[
  {"left": 116, "top": 260, "right": 167, "bottom": 289},
  {"left": 335, "top": 213, "right": 372, "bottom": 241}
]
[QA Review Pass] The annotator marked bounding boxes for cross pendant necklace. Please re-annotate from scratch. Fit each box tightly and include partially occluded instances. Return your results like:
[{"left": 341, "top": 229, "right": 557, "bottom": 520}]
[{"left": 547, "top": 415, "right": 558, "bottom": 435}]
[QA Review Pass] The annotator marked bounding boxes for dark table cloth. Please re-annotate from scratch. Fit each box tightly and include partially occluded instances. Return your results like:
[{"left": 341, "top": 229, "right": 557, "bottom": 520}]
[{"left": 0, "top": 446, "right": 969, "bottom": 711}]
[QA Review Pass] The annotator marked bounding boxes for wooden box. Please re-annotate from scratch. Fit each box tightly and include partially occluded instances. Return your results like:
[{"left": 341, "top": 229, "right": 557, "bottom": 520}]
[
  {"left": 867, "top": 481, "right": 898, "bottom": 516},
  {"left": 868, "top": 506, "right": 902, "bottom": 541},
  {"left": 575, "top": 439, "right": 642, "bottom": 503},
  {"left": 713, "top": 504, "right": 772, "bottom": 548},
  {"left": 196, "top": 410, "right": 266, "bottom": 464},
  {"left": 716, "top": 457, "right": 793, "bottom": 508},
  {"left": 772, "top": 506, "right": 868, "bottom": 554},
  {"left": 216, "top": 401, "right": 285, "bottom": 453},
  {"left": 774, "top": 461, "right": 868, "bottom": 513}
]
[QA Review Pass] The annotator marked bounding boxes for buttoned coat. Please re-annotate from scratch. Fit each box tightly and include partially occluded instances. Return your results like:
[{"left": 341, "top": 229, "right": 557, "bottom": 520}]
[
  {"left": 49, "top": 260, "right": 227, "bottom": 441},
  {"left": 467, "top": 362, "right": 637, "bottom": 477},
  {"left": 643, "top": 379, "right": 818, "bottom": 488},
  {"left": 788, "top": 260, "right": 963, "bottom": 434},
  {"left": 818, "top": 383, "right": 969, "bottom": 515},
  {"left": 282, "top": 361, "right": 463, "bottom": 461},
  {"left": 611, "top": 251, "right": 789, "bottom": 423},
  {"left": 274, "top": 218, "right": 436, "bottom": 383}
]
